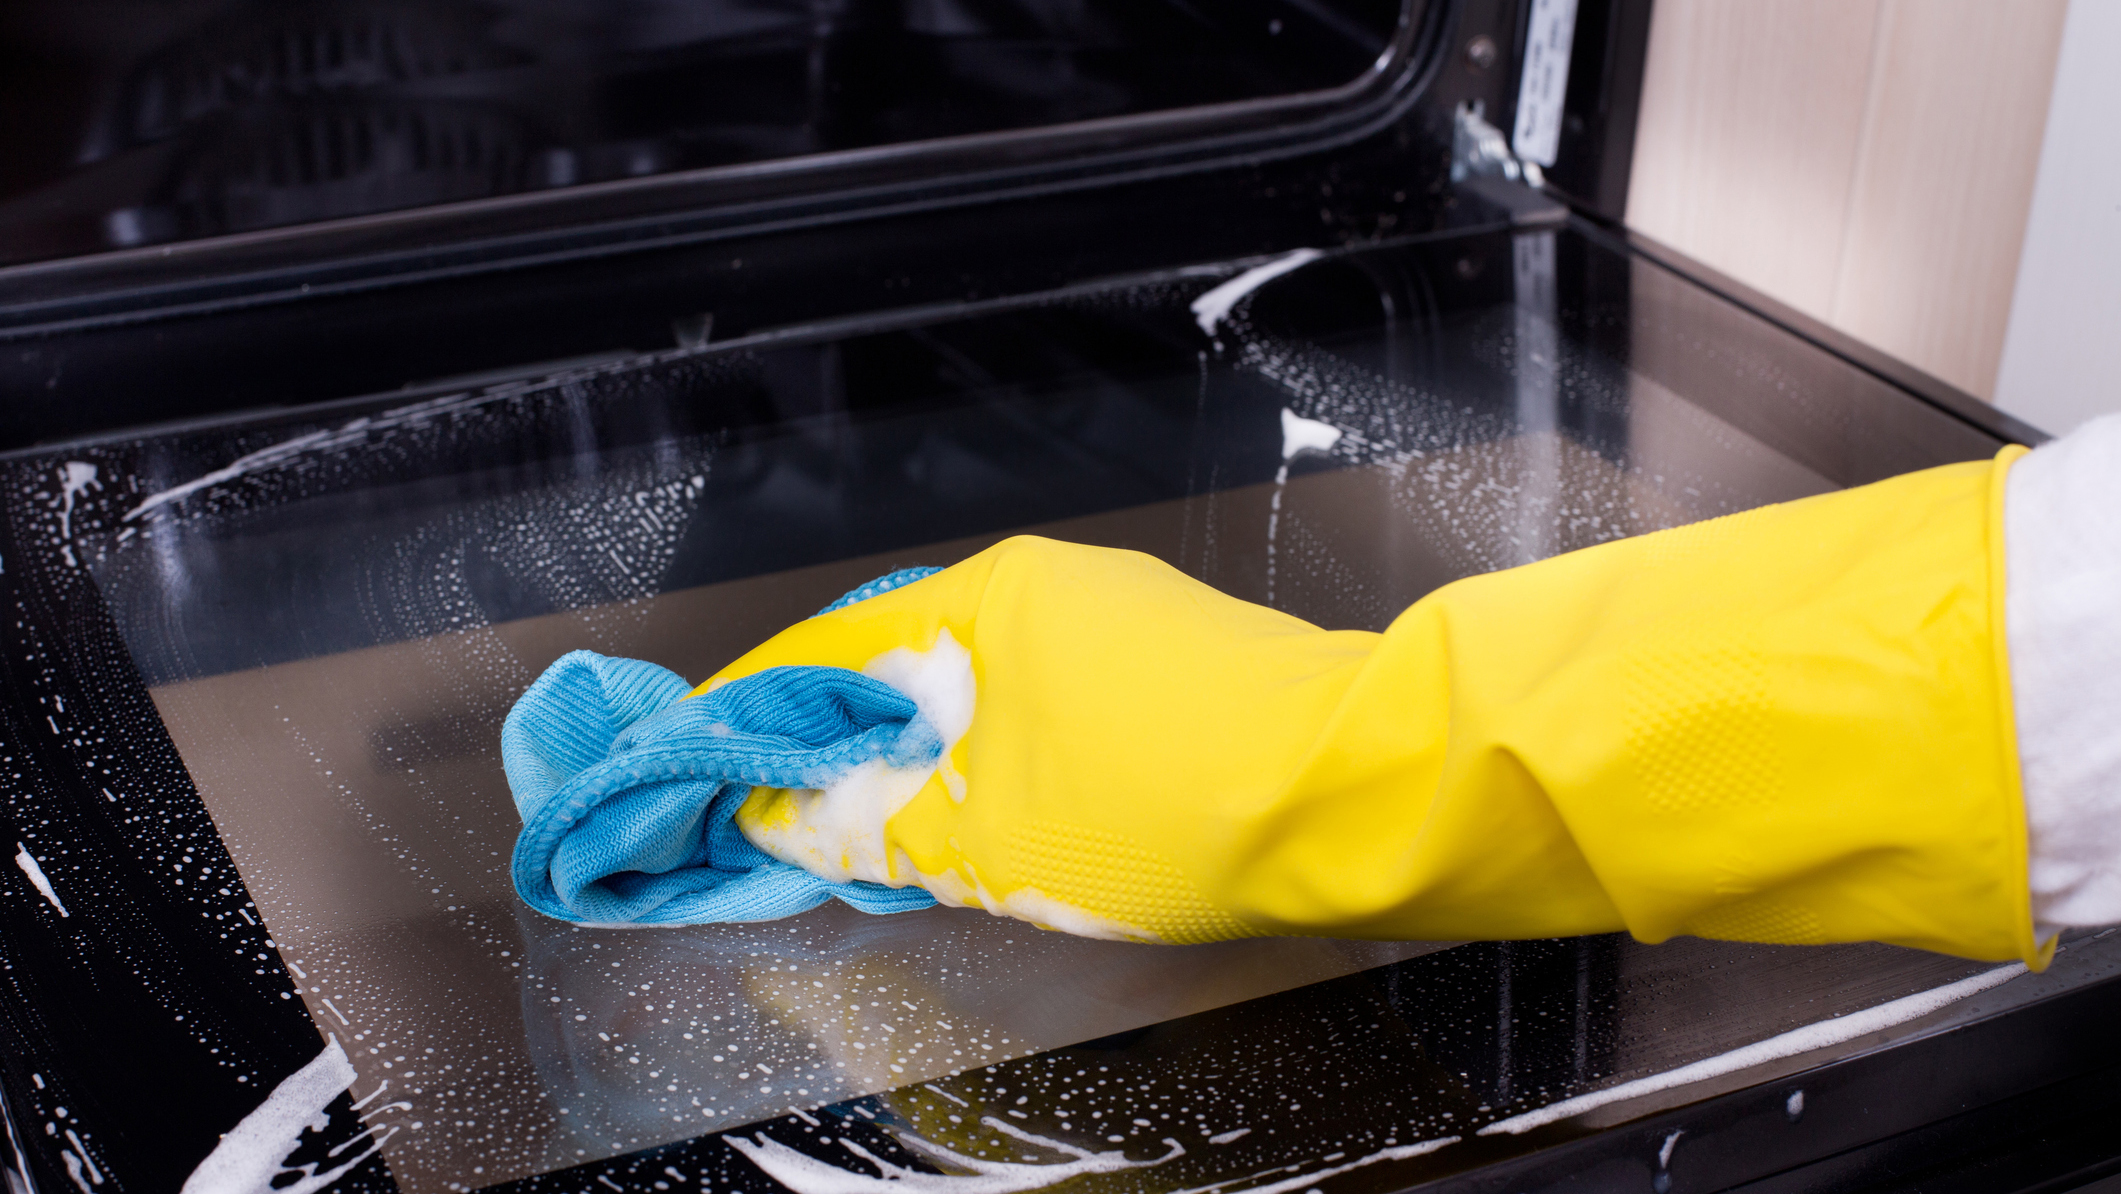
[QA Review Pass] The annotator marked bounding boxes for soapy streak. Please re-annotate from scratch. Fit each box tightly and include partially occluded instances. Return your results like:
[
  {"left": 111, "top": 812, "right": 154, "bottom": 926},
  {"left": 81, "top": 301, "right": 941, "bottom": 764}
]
[
  {"left": 181, "top": 1036, "right": 380, "bottom": 1194},
  {"left": 14, "top": 844, "right": 67, "bottom": 917},
  {"left": 1658, "top": 1129, "right": 1683, "bottom": 1168},
  {"left": 61, "top": 1129, "right": 103, "bottom": 1194},
  {"left": 1479, "top": 963, "right": 2028, "bottom": 1136},
  {"left": 1190, "top": 249, "right": 1325, "bottom": 336},
  {"left": 729, "top": 1116, "right": 1181, "bottom": 1194},
  {"left": 1266, "top": 408, "right": 1345, "bottom": 604},
  {"left": 1169, "top": 1136, "right": 1458, "bottom": 1194},
  {"left": 121, "top": 361, "right": 648, "bottom": 522},
  {"left": 126, "top": 250, "right": 1317, "bottom": 525}
]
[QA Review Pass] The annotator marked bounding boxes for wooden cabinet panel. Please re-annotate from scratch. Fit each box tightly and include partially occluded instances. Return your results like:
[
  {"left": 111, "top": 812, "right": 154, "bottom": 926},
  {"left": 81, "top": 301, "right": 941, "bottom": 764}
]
[{"left": 1628, "top": 0, "right": 2067, "bottom": 400}]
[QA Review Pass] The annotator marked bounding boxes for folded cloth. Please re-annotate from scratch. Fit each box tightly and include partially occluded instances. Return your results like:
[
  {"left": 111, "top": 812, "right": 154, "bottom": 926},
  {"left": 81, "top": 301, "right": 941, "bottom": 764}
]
[{"left": 503, "top": 569, "right": 945, "bottom": 925}]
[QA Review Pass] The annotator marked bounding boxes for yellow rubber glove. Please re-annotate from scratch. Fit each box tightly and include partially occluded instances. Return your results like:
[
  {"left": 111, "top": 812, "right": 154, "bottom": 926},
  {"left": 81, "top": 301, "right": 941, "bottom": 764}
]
[{"left": 712, "top": 446, "right": 2046, "bottom": 967}]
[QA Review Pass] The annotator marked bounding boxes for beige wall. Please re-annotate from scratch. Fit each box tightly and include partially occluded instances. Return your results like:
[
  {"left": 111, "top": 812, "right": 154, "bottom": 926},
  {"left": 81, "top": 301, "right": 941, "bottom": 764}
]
[{"left": 1627, "top": 0, "right": 2068, "bottom": 400}]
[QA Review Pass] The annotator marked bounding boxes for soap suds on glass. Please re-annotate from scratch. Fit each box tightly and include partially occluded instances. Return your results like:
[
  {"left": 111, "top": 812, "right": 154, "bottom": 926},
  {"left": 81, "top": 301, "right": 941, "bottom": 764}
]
[{"left": 741, "top": 630, "right": 978, "bottom": 885}]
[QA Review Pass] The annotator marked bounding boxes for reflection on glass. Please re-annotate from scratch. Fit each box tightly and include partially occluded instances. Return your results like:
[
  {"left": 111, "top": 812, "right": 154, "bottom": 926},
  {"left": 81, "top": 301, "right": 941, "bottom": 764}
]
[
  {"left": 72, "top": 227, "right": 2023, "bottom": 1191},
  {"left": 0, "top": 0, "right": 1403, "bottom": 262}
]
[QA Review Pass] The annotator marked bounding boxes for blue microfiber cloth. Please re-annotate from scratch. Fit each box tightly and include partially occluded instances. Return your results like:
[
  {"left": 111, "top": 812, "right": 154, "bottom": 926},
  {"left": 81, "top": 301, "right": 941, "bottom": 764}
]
[{"left": 503, "top": 568, "right": 944, "bottom": 925}]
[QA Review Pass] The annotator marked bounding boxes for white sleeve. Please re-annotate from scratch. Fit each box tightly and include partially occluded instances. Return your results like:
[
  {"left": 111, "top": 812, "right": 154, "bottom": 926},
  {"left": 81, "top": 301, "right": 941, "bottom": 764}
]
[{"left": 2005, "top": 412, "right": 2121, "bottom": 931}]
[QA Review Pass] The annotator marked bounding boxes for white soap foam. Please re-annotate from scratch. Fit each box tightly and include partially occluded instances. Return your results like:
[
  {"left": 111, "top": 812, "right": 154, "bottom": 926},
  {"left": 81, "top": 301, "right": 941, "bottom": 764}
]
[
  {"left": 56, "top": 462, "right": 99, "bottom": 541},
  {"left": 1279, "top": 409, "right": 1343, "bottom": 461},
  {"left": 743, "top": 628, "right": 1174, "bottom": 941},
  {"left": 911, "top": 859, "right": 1153, "bottom": 944},
  {"left": 14, "top": 844, "right": 68, "bottom": 917},
  {"left": 747, "top": 755, "right": 932, "bottom": 887},
  {"left": 1190, "top": 249, "right": 1324, "bottom": 336},
  {"left": 741, "top": 630, "right": 976, "bottom": 885},
  {"left": 992, "top": 888, "right": 1162, "bottom": 945},
  {"left": 180, "top": 1037, "right": 379, "bottom": 1194},
  {"left": 1657, "top": 1128, "right": 1682, "bottom": 1168},
  {"left": 863, "top": 631, "right": 975, "bottom": 805},
  {"left": 1478, "top": 964, "right": 2028, "bottom": 1136}
]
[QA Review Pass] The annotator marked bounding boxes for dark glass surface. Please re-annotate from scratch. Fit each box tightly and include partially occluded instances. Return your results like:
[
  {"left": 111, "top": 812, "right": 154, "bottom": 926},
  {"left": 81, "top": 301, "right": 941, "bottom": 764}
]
[
  {"left": 0, "top": 0, "right": 1399, "bottom": 265},
  {"left": 0, "top": 223, "right": 2097, "bottom": 1194}
]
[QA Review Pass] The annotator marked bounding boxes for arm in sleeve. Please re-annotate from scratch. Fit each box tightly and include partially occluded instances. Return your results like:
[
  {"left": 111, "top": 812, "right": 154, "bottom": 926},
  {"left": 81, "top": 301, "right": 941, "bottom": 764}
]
[{"left": 2008, "top": 413, "right": 2121, "bottom": 933}]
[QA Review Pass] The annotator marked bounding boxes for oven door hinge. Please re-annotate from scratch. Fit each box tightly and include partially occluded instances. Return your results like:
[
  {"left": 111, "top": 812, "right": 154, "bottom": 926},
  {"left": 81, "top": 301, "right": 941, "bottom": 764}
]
[
  {"left": 1453, "top": 101, "right": 1534, "bottom": 185},
  {"left": 1452, "top": 103, "right": 1568, "bottom": 228}
]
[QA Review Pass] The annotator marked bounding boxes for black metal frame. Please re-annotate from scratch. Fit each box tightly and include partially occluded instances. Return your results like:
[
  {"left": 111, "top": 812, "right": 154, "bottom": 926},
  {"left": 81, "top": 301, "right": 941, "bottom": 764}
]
[
  {"left": 1534, "top": 0, "right": 1655, "bottom": 222},
  {"left": 1395, "top": 961, "right": 2121, "bottom": 1194},
  {"left": 0, "top": 1, "right": 1454, "bottom": 333},
  {"left": 1, "top": 0, "right": 1563, "bottom": 450},
  {"left": 1578, "top": 220, "right": 2055, "bottom": 446}
]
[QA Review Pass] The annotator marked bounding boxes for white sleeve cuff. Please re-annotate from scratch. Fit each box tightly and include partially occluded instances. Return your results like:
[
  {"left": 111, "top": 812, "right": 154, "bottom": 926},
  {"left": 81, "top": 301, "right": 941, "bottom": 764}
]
[{"left": 2006, "top": 412, "right": 2121, "bottom": 930}]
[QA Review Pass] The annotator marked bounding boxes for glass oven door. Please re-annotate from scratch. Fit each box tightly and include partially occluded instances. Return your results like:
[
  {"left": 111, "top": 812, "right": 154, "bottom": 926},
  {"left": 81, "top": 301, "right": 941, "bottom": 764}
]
[{"left": 0, "top": 220, "right": 2099, "bottom": 1194}]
